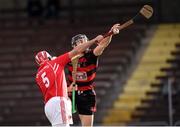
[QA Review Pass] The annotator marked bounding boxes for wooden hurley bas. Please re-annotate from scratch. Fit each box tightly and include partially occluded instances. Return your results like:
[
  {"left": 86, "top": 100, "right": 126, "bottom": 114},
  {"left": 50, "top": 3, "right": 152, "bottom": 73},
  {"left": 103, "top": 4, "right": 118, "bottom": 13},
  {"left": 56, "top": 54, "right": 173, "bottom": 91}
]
[
  {"left": 102, "top": 5, "right": 154, "bottom": 38},
  {"left": 71, "top": 54, "right": 83, "bottom": 113}
]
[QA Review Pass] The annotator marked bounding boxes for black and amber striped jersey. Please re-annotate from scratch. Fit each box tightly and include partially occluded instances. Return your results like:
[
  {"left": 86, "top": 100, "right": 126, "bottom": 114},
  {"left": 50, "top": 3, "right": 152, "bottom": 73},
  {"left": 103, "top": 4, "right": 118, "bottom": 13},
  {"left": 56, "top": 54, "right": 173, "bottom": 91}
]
[{"left": 66, "top": 50, "right": 98, "bottom": 90}]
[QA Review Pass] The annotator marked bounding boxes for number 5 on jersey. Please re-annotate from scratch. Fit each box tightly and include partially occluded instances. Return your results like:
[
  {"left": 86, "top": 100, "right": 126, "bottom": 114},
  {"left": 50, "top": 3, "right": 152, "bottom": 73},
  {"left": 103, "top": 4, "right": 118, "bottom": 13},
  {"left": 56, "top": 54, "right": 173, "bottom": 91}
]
[{"left": 41, "top": 72, "right": 50, "bottom": 88}]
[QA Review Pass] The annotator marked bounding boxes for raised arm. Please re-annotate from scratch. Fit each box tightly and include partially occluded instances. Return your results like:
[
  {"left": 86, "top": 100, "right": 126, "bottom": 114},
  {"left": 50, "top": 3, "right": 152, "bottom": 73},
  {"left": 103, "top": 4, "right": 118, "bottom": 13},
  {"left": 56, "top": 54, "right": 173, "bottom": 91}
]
[
  {"left": 68, "top": 35, "right": 103, "bottom": 59},
  {"left": 93, "top": 24, "right": 120, "bottom": 56}
]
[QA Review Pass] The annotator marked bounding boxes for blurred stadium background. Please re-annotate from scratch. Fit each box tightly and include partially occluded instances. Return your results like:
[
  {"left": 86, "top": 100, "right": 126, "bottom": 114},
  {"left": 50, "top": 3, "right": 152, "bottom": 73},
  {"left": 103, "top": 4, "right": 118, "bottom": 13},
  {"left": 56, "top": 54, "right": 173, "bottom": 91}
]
[{"left": 0, "top": 0, "right": 180, "bottom": 126}]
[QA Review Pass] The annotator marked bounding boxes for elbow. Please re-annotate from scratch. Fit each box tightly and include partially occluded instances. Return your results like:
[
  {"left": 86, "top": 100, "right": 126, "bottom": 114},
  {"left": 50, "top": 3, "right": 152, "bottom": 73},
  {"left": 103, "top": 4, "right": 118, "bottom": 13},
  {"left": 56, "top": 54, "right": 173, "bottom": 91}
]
[
  {"left": 94, "top": 48, "right": 104, "bottom": 56},
  {"left": 96, "top": 52, "right": 103, "bottom": 56}
]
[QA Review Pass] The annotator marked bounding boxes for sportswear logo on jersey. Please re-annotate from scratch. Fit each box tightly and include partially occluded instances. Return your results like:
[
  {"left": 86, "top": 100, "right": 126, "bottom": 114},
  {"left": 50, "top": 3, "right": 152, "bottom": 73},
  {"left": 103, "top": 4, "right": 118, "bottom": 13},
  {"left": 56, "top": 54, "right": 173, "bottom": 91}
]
[{"left": 76, "top": 71, "right": 87, "bottom": 81}]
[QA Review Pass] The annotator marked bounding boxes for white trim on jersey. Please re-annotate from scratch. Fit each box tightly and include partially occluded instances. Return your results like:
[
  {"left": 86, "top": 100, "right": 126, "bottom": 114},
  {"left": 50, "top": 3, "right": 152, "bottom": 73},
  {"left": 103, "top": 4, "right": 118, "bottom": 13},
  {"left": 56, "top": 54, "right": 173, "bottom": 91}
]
[{"left": 53, "top": 63, "right": 59, "bottom": 74}]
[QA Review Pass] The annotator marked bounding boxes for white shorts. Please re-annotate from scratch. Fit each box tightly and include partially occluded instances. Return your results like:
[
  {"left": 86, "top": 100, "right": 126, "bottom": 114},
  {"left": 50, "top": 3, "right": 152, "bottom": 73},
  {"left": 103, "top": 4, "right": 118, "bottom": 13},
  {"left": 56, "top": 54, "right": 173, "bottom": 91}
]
[{"left": 44, "top": 96, "right": 73, "bottom": 126}]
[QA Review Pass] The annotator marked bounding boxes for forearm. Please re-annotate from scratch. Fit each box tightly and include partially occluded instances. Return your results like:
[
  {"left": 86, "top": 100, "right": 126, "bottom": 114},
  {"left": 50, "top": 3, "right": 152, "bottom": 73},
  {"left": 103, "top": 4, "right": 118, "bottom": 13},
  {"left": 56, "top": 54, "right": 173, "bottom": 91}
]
[
  {"left": 93, "top": 24, "right": 120, "bottom": 56},
  {"left": 69, "top": 38, "right": 97, "bottom": 58},
  {"left": 93, "top": 35, "right": 113, "bottom": 56},
  {"left": 99, "top": 35, "right": 112, "bottom": 48},
  {"left": 74, "top": 38, "right": 96, "bottom": 53},
  {"left": 99, "top": 23, "right": 120, "bottom": 48}
]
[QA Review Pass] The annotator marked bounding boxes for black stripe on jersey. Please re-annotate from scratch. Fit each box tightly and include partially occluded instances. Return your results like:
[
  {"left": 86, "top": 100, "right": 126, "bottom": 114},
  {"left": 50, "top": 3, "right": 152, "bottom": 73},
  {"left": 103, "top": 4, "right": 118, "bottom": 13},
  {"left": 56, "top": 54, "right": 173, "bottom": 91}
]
[
  {"left": 68, "top": 80, "right": 94, "bottom": 87},
  {"left": 68, "top": 68, "right": 96, "bottom": 77},
  {"left": 67, "top": 62, "right": 97, "bottom": 68}
]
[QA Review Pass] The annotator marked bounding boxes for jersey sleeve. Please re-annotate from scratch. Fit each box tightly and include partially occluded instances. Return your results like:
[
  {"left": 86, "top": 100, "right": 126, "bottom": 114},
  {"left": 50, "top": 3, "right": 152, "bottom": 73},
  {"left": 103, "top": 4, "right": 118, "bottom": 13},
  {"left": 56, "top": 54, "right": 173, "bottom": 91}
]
[{"left": 55, "top": 52, "right": 71, "bottom": 66}]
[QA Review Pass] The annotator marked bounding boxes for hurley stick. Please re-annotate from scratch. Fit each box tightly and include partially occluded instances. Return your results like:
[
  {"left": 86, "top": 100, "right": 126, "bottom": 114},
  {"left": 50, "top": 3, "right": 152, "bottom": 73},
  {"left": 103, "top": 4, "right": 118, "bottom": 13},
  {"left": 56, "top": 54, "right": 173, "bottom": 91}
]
[
  {"left": 71, "top": 54, "right": 83, "bottom": 113},
  {"left": 102, "top": 5, "right": 154, "bottom": 39}
]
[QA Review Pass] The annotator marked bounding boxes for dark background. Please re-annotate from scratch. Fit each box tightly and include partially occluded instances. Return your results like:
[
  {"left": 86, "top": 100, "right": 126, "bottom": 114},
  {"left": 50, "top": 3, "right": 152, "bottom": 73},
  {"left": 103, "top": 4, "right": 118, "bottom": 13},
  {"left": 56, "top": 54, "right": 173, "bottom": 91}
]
[{"left": 0, "top": 0, "right": 179, "bottom": 24}]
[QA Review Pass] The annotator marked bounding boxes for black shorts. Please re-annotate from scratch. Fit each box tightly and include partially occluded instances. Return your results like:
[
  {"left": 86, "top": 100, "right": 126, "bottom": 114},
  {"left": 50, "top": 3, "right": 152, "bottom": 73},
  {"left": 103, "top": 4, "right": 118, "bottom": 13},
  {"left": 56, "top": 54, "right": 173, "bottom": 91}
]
[{"left": 71, "top": 89, "right": 96, "bottom": 115}]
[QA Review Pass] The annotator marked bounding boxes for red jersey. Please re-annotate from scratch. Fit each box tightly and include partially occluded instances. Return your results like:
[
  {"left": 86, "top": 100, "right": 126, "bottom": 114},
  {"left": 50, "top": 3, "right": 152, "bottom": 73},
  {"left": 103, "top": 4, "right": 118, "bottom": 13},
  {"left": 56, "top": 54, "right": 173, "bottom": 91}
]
[{"left": 36, "top": 52, "right": 70, "bottom": 103}]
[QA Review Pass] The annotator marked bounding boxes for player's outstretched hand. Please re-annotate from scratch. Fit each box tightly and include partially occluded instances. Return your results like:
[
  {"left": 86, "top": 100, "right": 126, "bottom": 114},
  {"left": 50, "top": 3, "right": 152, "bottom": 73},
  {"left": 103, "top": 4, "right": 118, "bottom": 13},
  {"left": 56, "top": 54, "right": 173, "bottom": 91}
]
[{"left": 110, "top": 23, "right": 121, "bottom": 35}]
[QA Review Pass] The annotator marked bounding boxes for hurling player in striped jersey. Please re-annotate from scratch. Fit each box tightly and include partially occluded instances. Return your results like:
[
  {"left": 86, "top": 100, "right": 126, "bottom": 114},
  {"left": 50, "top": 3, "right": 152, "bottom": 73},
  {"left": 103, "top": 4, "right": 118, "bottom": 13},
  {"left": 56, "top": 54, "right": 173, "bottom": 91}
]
[{"left": 67, "top": 24, "right": 120, "bottom": 127}]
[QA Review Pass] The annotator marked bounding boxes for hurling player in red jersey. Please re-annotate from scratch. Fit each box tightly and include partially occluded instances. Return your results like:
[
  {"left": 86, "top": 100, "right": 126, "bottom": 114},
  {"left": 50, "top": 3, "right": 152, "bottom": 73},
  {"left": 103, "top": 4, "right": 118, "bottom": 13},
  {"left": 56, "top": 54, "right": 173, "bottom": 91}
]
[
  {"left": 35, "top": 35, "right": 103, "bottom": 127},
  {"left": 66, "top": 24, "right": 120, "bottom": 126}
]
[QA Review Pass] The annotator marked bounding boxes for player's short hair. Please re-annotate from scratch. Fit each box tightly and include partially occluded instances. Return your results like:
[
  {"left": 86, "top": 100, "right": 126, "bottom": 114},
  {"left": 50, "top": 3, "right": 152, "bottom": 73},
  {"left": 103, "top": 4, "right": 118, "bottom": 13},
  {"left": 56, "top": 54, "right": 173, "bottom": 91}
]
[
  {"left": 35, "top": 50, "right": 52, "bottom": 65},
  {"left": 71, "top": 34, "right": 88, "bottom": 47}
]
